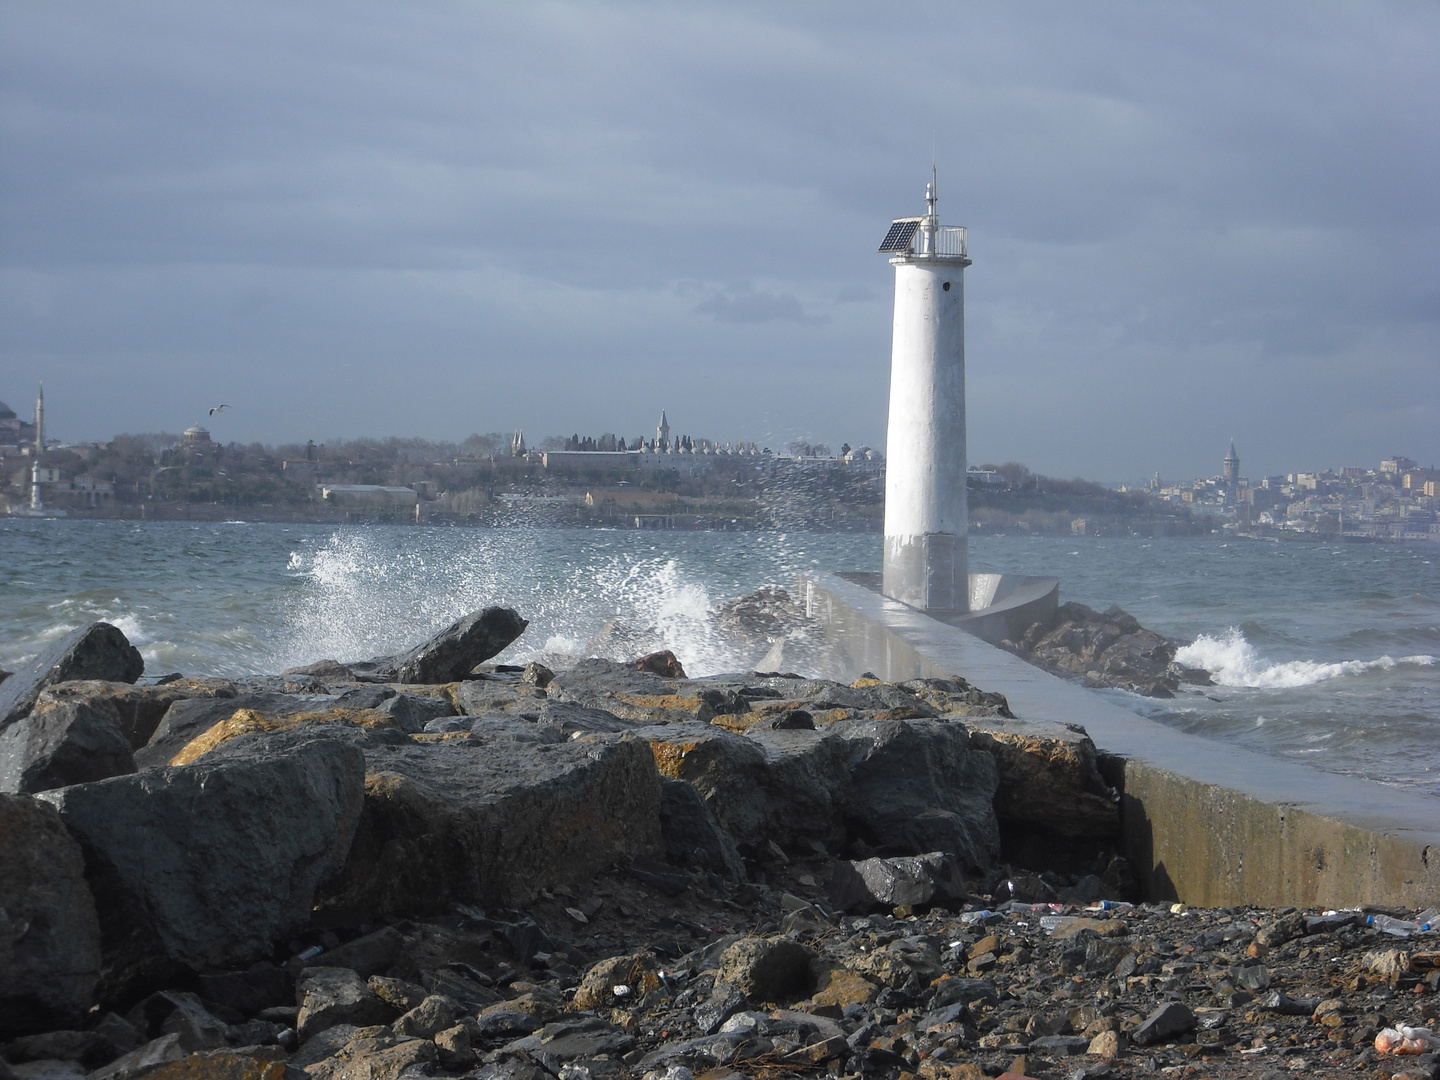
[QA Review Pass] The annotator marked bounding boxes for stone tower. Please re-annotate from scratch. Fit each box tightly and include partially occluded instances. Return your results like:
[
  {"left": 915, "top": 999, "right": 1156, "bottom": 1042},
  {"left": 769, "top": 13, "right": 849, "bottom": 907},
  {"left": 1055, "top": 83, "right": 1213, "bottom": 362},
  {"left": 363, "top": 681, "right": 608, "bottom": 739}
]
[
  {"left": 656, "top": 410, "right": 670, "bottom": 451},
  {"left": 878, "top": 171, "right": 972, "bottom": 612},
  {"left": 1223, "top": 440, "right": 1240, "bottom": 487}
]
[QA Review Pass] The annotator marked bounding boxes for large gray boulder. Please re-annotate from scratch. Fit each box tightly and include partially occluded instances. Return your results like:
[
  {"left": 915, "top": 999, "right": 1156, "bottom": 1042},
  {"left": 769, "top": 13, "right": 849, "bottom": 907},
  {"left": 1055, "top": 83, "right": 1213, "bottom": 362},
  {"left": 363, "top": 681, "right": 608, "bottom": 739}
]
[
  {"left": 637, "top": 722, "right": 849, "bottom": 853},
  {"left": 833, "top": 718, "right": 1000, "bottom": 869},
  {"left": 363, "top": 607, "right": 529, "bottom": 684},
  {"left": 658, "top": 777, "right": 746, "bottom": 880},
  {"left": 965, "top": 717, "right": 1119, "bottom": 840},
  {"left": 641, "top": 718, "right": 1000, "bottom": 867},
  {"left": 133, "top": 691, "right": 317, "bottom": 769},
  {"left": 295, "top": 966, "right": 396, "bottom": 1039},
  {"left": 548, "top": 658, "right": 694, "bottom": 703},
  {"left": 313, "top": 726, "right": 663, "bottom": 915},
  {"left": 0, "top": 623, "right": 144, "bottom": 729},
  {"left": 374, "top": 691, "right": 456, "bottom": 733},
  {"left": 38, "top": 736, "right": 365, "bottom": 1001},
  {"left": 0, "top": 702, "right": 136, "bottom": 794},
  {"left": 0, "top": 794, "right": 103, "bottom": 1037},
  {"left": 33, "top": 679, "right": 237, "bottom": 751},
  {"left": 828, "top": 852, "right": 969, "bottom": 912}
]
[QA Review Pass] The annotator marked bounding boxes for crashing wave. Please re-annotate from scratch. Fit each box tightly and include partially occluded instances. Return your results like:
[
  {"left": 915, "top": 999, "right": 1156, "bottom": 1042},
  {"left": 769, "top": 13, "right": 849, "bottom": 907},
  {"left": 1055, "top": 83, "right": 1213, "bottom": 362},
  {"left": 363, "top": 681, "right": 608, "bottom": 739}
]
[{"left": 1175, "top": 627, "right": 1436, "bottom": 689}]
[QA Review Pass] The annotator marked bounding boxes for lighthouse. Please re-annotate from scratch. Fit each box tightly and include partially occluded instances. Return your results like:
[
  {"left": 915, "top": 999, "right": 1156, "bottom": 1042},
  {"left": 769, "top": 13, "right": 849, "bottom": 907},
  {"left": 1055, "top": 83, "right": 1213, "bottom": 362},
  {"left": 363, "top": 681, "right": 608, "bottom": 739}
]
[{"left": 878, "top": 171, "right": 971, "bottom": 612}]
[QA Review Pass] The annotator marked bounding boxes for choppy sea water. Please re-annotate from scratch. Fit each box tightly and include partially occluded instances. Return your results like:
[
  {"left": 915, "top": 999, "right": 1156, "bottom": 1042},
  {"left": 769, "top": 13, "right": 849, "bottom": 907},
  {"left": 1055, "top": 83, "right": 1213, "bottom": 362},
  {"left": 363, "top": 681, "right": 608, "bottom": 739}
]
[{"left": 1, "top": 521, "right": 1436, "bottom": 798}]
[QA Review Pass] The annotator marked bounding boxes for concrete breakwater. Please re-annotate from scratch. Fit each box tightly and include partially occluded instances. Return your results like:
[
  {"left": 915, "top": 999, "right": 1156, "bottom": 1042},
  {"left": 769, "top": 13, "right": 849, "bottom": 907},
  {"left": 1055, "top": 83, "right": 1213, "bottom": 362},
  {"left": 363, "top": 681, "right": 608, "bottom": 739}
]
[
  {"left": 1, "top": 605, "right": 1437, "bottom": 1080},
  {"left": 800, "top": 572, "right": 1440, "bottom": 912}
]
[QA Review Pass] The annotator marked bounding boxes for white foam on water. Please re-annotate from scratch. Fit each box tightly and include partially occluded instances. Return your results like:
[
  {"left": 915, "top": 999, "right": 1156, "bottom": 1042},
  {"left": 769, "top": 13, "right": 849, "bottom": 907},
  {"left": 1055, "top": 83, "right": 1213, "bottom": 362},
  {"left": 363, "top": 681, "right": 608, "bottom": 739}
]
[
  {"left": 273, "top": 529, "right": 768, "bottom": 676},
  {"left": 1176, "top": 627, "right": 1437, "bottom": 689},
  {"left": 540, "top": 634, "right": 584, "bottom": 655},
  {"left": 109, "top": 613, "right": 149, "bottom": 645}
]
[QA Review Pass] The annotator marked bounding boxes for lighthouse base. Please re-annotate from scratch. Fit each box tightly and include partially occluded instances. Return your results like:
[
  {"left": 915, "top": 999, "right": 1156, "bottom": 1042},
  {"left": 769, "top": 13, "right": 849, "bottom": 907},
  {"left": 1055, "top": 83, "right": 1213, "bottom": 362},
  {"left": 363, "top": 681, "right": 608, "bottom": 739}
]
[{"left": 883, "top": 531, "right": 968, "bottom": 613}]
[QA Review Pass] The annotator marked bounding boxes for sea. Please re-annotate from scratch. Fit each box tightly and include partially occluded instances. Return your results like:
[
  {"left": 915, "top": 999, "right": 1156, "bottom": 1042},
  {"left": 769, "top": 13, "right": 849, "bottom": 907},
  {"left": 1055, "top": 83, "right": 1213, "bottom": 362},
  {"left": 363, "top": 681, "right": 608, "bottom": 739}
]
[{"left": 1, "top": 520, "right": 1436, "bottom": 800}]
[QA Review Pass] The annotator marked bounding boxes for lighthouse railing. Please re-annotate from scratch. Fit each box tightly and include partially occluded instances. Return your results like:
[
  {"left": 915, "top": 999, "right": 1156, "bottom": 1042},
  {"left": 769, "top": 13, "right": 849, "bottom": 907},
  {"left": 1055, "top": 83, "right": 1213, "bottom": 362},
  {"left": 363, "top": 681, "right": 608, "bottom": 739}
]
[{"left": 933, "top": 226, "right": 967, "bottom": 257}]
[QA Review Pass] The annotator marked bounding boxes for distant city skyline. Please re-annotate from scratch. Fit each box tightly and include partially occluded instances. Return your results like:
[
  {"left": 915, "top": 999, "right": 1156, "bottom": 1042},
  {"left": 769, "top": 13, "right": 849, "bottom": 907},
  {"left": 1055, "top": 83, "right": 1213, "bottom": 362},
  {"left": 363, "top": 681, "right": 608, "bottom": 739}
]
[
  {"left": 4, "top": 384, "right": 1432, "bottom": 493},
  {"left": 2, "top": 3, "right": 1436, "bottom": 482}
]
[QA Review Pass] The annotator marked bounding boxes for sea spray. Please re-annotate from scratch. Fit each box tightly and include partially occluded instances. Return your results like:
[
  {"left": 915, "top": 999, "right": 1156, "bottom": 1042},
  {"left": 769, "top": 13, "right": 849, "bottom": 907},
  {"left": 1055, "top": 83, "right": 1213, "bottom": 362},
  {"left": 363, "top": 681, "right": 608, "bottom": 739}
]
[
  {"left": 275, "top": 527, "right": 830, "bottom": 677},
  {"left": 1175, "top": 626, "right": 1436, "bottom": 689}
]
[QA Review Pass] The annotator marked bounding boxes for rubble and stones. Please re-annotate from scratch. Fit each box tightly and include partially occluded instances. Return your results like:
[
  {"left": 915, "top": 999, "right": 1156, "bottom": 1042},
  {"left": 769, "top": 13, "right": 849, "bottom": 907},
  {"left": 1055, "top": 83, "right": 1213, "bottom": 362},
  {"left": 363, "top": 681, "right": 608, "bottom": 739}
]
[{"left": 1, "top": 601, "right": 1436, "bottom": 1080}]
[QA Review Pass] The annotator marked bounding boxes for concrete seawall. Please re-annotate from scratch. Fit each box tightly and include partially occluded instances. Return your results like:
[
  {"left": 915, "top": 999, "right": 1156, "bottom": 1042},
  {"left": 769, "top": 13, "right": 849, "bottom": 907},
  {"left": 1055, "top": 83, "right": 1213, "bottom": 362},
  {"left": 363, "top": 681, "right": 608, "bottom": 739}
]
[{"left": 801, "top": 571, "right": 1440, "bottom": 909}]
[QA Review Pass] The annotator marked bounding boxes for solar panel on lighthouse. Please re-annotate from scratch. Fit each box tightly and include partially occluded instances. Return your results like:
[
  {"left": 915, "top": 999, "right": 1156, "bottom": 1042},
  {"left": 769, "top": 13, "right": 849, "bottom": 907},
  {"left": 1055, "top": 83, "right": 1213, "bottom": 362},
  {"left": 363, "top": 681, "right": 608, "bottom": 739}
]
[{"left": 878, "top": 218, "right": 922, "bottom": 253}]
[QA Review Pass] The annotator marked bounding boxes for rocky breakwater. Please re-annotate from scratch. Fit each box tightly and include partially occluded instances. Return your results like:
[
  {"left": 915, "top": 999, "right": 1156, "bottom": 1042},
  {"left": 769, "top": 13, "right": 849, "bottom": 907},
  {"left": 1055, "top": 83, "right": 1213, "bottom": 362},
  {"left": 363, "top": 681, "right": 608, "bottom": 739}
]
[
  {"left": 999, "top": 603, "right": 1213, "bottom": 699},
  {"left": 2, "top": 600, "right": 1437, "bottom": 1080}
]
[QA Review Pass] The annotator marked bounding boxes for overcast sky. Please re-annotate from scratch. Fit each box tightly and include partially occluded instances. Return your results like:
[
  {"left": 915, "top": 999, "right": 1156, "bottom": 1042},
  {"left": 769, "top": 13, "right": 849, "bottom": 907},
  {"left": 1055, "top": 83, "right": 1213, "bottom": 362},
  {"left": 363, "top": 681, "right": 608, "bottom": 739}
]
[{"left": 2, "top": 2, "right": 1436, "bottom": 482}]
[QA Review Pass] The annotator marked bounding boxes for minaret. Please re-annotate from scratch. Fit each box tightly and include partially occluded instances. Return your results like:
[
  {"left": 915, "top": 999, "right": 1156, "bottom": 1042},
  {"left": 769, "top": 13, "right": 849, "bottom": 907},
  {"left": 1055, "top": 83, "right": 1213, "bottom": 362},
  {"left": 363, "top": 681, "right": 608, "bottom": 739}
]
[
  {"left": 1223, "top": 440, "right": 1240, "bottom": 487},
  {"left": 878, "top": 170, "right": 972, "bottom": 611},
  {"left": 30, "top": 382, "right": 44, "bottom": 511},
  {"left": 657, "top": 410, "right": 670, "bottom": 451}
]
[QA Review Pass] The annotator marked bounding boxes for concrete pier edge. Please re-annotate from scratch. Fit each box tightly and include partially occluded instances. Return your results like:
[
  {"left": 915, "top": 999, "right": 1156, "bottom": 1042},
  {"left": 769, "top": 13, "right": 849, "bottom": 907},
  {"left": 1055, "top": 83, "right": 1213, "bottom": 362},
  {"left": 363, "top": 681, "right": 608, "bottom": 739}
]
[{"left": 801, "top": 570, "right": 1440, "bottom": 910}]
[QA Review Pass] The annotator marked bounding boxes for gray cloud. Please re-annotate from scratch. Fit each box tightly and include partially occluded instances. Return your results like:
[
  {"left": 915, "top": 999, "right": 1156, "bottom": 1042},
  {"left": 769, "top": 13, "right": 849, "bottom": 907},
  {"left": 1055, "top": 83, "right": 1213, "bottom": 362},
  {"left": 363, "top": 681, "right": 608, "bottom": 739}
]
[
  {"left": 695, "top": 283, "right": 813, "bottom": 324},
  {"left": 1, "top": 1, "right": 1436, "bottom": 480}
]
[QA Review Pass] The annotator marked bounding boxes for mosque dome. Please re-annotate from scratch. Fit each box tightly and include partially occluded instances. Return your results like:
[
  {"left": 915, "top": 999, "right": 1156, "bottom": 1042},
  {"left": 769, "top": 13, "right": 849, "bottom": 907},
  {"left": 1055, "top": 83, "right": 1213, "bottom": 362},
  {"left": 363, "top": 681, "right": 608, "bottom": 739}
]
[
  {"left": 0, "top": 401, "right": 15, "bottom": 420},
  {"left": 181, "top": 424, "right": 213, "bottom": 447}
]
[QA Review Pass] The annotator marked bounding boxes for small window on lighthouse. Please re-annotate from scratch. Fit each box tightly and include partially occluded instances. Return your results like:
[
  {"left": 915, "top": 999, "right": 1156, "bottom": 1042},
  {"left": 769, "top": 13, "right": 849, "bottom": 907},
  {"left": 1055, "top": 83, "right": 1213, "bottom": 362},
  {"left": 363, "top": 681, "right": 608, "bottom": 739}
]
[{"left": 942, "top": 281, "right": 952, "bottom": 291}]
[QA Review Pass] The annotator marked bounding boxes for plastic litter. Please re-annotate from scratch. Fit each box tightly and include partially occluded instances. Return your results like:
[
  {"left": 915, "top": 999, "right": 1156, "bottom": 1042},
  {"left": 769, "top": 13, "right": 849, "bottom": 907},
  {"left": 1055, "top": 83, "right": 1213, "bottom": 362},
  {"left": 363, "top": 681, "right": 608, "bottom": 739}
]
[
  {"left": 295, "top": 945, "right": 323, "bottom": 962},
  {"left": 1374, "top": 1025, "right": 1440, "bottom": 1055},
  {"left": 1367, "top": 914, "right": 1434, "bottom": 937}
]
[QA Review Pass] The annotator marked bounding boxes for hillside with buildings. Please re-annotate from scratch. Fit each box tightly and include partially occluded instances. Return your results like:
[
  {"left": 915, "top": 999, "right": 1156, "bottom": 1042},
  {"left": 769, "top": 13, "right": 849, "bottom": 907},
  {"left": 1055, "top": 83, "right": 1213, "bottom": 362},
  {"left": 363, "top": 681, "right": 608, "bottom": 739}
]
[
  {"left": 1136, "top": 443, "right": 1440, "bottom": 542},
  {"left": 3, "top": 393, "right": 1434, "bottom": 541}
]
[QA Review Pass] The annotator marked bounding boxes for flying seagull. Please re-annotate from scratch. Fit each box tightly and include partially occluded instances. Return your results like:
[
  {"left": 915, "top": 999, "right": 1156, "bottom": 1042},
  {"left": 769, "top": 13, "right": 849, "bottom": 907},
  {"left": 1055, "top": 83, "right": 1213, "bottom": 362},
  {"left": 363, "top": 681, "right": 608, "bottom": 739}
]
[{"left": 209, "top": 404, "right": 229, "bottom": 416}]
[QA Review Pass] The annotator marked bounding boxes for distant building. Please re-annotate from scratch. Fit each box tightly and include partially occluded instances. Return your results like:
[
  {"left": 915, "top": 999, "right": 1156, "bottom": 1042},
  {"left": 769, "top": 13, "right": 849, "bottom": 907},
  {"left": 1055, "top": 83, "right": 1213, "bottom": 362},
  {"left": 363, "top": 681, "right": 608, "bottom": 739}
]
[
  {"left": 585, "top": 489, "right": 680, "bottom": 513},
  {"left": 1380, "top": 456, "right": 1417, "bottom": 476},
  {"left": 317, "top": 484, "right": 419, "bottom": 508},
  {"left": 542, "top": 451, "right": 635, "bottom": 472},
  {"left": 966, "top": 466, "right": 1003, "bottom": 486},
  {"left": 44, "top": 474, "right": 114, "bottom": 508},
  {"left": 181, "top": 425, "right": 213, "bottom": 449},
  {"left": 1222, "top": 440, "right": 1240, "bottom": 487}
]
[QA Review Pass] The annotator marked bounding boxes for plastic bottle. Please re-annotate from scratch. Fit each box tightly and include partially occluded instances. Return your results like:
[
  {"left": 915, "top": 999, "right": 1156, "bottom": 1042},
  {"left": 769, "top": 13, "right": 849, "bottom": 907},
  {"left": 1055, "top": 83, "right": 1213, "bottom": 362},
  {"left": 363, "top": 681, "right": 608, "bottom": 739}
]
[{"left": 1366, "top": 914, "right": 1431, "bottom": 937}]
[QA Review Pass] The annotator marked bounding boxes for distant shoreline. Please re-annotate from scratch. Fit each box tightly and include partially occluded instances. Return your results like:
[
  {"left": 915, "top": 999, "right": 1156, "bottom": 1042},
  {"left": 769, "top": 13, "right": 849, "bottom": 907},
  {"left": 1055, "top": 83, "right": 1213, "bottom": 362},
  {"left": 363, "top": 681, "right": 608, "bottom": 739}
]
[{"left": 6, "top": 506, "right": 1436, "bottom": 545}]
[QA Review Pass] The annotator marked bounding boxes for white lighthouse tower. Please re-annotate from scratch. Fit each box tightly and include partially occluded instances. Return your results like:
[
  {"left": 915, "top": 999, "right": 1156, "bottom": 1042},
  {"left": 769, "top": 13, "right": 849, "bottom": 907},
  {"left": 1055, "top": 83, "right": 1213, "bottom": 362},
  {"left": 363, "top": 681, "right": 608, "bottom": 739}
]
[{"left": 878, "top": 171, "right": 971, "bottom": 612}]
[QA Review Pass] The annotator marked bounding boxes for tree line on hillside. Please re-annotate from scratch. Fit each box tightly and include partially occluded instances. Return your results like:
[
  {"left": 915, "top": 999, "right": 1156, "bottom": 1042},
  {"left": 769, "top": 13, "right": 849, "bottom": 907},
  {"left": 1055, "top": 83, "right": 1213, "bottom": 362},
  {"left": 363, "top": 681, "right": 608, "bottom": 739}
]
[{"left": 6, "top": 433, "right": 1202, "bottom": 535}]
